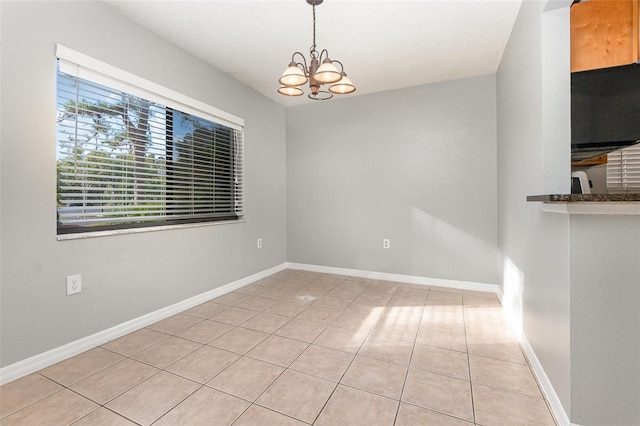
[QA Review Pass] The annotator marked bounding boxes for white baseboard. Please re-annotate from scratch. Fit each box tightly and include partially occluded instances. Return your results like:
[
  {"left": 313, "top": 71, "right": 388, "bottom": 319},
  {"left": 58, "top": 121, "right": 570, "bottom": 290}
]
[
  {"left": 496, "top": 289, "right": 574, "bottom": 426},
  {"left": 0, "top": 263, "right": 286, "bottom": 386},
  {"left": 1, "top": 259, "right": 572, "bottom": 426},
  {"left": 286, "top": 262, "right": 500, "bottom": 294},
  {"left": 520, "top": 336, "right": 573, "bottom": 426}
]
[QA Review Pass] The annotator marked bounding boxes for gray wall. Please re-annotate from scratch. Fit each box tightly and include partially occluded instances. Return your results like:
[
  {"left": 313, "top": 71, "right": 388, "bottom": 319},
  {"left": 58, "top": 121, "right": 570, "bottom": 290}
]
[
  {"left": 496, "top": 0, "right": 572, "bottom": 418},
  {"left": 570, "top": 215, "right": 640, "bottom": 424},
  {"left": 0, "top": 1, "right": 287, "bottom": 367},
  {"left": 499, "top": 1, "right": 640, "bottom": 424},
  {"left": 286, "top": 76, "right": 500, "bottom": 285}
]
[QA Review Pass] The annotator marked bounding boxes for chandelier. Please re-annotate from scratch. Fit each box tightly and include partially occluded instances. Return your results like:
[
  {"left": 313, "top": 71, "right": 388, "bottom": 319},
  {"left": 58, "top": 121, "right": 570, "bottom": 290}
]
[{"left": 278, "top": 0, "right": 356, "bottom": 100}]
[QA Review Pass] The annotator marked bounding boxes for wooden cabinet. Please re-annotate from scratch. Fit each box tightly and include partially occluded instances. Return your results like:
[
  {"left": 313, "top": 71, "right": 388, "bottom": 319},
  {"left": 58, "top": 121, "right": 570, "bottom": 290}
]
[{"left": 571, "top": 0, "right": 639, "bottom": 72}]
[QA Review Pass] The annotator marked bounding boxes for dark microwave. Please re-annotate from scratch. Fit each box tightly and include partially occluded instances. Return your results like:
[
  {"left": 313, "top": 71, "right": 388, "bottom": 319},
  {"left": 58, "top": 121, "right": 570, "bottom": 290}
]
[{"left": 571, "top": 63, "right": 640, "bottom": 161}]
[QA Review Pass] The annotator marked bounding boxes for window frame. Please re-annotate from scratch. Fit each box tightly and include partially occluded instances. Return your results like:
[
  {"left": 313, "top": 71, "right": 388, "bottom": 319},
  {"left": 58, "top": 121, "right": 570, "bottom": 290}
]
[{"left": 55, "top": 45, "right": 244, "bottom": 239}]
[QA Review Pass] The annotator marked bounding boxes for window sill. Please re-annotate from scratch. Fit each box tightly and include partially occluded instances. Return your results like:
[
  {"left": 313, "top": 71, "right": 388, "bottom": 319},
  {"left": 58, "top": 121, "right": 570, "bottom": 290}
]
[{"left": 57, "top": 219, "right": 245, "bottom": 241}]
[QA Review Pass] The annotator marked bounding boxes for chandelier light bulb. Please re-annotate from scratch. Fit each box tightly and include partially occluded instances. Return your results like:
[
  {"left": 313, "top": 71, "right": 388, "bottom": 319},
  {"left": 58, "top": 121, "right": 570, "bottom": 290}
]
[
  {"left": 279, "top": 62, "right": 308, "bottom": 87},
  {"left": 314, "top": 58, "right": 342, "bottom": 84},
  {"left": 329, "top": 73, "right": 356, "bottom": 94},
  {"left": 278, "top": 85, "right": 304, "bottom": 96}
]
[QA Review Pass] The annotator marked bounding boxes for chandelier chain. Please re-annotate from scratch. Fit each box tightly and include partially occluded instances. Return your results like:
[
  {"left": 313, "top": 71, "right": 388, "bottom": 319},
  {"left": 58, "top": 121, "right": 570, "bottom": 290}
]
[{"left": 311, "top": 4, "right": 317, "bottom": 58}]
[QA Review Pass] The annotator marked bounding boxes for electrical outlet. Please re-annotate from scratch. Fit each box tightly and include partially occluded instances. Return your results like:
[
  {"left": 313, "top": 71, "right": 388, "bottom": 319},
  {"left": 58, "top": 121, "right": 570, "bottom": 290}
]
[
  {"left": 257, "top": 238, "right": 263, "bottom": 249},
  {"left": 383, "top": 238, "right": 391, "bottom": 249},
  {"left": 66, "top": 274, "right": 82, "bottom": 295}
]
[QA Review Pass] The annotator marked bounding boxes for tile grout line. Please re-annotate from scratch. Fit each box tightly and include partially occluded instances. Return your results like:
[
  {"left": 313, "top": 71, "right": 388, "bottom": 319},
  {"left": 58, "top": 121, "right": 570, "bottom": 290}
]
[
  {"left": 308, "top": 275, "right": 378, "bottom": 425},
  {"left": 307, "top": 276, "right": 399, "bottom": 425},
  {"left": 151, "top": 275, "right": 317, "bottom": 424},
  {"left": 462, "top": 295, "right": 478, "bottom": 425},
  {"left": 391, "top": 287, "right": 427, "bottom": 425},
  {"left": 174, "top": 274, "right": 381, "bottom": 424},
  {"left": 73, "top": 308, "right": 274, "bottom": 424},
  {"left": 238, "top": 273, "right": 349, "bottom": 425},
  {"left": 34, "top": 333, "right": 180, "bottom": 424}
]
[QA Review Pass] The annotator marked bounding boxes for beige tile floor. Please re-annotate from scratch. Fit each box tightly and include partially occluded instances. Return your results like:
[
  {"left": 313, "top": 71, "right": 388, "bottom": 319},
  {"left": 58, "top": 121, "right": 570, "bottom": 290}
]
[{"left": 0, "top": 270, "right": 557, "bottom": 426}]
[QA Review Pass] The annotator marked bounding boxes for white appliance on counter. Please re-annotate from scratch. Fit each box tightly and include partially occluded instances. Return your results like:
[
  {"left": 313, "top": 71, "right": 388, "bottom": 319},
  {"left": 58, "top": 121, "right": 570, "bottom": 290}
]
[{"left": 571, "top": 171, "right": 591, "bottom": 194}]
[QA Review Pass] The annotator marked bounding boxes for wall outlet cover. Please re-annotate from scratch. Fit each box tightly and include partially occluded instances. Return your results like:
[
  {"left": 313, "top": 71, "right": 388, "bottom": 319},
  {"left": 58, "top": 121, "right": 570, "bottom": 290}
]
[{"left": 66, "top": 274, "right": 82, "bottom": 295}]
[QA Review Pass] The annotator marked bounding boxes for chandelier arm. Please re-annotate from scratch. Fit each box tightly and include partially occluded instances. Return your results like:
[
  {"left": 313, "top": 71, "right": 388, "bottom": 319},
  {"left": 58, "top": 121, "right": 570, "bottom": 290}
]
[
  {"left": 291, "top": 52, "right": 309, "bottom": 74},
  {"left": 318, "top": 49, "right": 331, "bottom": 63},
  {"left": 331, "top": 60, "right": 345, "bottom": 72}
]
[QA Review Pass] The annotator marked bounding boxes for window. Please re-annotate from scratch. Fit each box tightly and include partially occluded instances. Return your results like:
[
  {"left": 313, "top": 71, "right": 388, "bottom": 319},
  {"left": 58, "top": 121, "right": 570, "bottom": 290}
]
[
  {"left": 606, "top": 144, "right": 640, "bottom": 192},
  {"left": 56, "top": 46, "right": 244, "bottom": 235}
]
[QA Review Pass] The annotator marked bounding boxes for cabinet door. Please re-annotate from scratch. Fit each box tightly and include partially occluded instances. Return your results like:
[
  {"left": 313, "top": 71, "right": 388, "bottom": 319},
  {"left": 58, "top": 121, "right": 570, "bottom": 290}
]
[{"left": 571, "top": 0, "right": 639, "bottom": 72}]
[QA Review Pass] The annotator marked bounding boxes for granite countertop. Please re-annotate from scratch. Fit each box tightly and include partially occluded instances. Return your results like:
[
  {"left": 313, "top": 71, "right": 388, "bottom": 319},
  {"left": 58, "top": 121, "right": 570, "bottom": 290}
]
[{"left": 527, "top": 194, "right": 640, "bottom": 202}]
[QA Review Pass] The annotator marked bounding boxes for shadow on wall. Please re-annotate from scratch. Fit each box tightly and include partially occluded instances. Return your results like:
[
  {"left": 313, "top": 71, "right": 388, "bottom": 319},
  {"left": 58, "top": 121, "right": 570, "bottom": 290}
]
[{"left": 411, "top": 208, "right": 502, "bottom": 284}]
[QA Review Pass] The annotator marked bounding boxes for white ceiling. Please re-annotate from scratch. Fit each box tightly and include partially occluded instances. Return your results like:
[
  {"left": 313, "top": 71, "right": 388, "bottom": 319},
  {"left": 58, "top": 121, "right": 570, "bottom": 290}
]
[{"left": 105, "top": 0, "right": 523, "bottom": 107}]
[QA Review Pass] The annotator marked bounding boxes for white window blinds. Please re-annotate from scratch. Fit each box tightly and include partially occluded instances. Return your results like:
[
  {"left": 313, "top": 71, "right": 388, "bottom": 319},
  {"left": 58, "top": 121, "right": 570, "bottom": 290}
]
[
  {"left": 56, "top": 46, "right": 244, "bottom": 234},
  {"left": 606, "top": 144, "right": 640, "bottom": 191}
]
